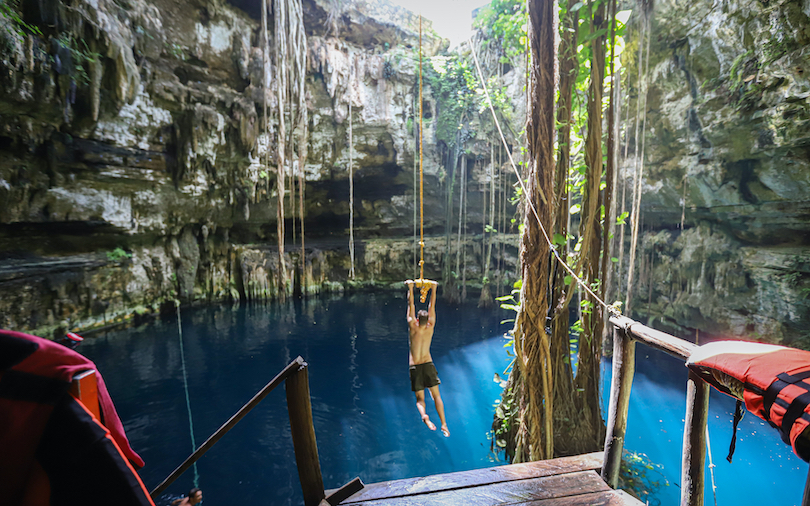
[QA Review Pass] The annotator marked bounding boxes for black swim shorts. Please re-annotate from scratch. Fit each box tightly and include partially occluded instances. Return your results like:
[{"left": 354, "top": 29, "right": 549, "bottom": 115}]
[{"left": 409, "top": 362, "right": 441, "bottom": 391}]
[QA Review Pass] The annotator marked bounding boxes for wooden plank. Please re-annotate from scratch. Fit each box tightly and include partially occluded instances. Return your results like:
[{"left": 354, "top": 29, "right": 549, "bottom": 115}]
[
  {"left": 680, "top": 371, "right": 708, "bottom": 506},
  {"left": 613, "top": 490, "right": 646, "bottom": 505},
  {"left": 324, "top": 477, "right": 364, "bottom": 505},
  {"left": 337, "top": 452, "right": 603, "bottom": 503},
  {"left": 287, "top": 363, "right": 326, "bottom": 506},
  {"left": 343, "top": 470, "right": 608, "bottom": 506},
  {"left": 602, "top": 326, "right": 636, "bottom": 487},
  {"left": 610, "top": 315, "right": 696, "bottom": 360},
  {"left": 514, "top": 489, "right": 645, "bottom": 505}
]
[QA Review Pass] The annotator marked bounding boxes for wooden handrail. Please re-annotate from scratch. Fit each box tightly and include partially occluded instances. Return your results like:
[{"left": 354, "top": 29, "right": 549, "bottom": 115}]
[
  {"left": 151, "top": 357, "right": 305, "bottom": 497},
  {"left": 150, "top": 356, "right": 363, "bottom": 505},
  {"left": 609, "top": 315, "right": 697, "bottom": 360},
  {"left": 603, "top": 316, "right": 705, "bottom": 506}
]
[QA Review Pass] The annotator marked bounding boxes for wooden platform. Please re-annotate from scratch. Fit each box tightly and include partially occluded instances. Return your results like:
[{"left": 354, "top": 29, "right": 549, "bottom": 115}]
[{"left": 333, "top": 452, "right": 644, "bottom": 506}]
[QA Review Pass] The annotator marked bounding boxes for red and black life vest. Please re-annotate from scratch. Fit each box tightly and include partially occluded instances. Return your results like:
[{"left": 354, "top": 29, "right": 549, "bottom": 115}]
[
  {"left": 0, "top": 329, "right": 154, "bottom": 506},
  {"left": 687, "top": 340, "right": 810, "bottom": 462}
]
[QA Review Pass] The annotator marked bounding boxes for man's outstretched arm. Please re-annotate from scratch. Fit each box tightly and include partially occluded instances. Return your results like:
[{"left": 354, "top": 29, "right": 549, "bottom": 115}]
[
  {"left": 405, "top": 280, "right": 415, "bottom": 322},
  {"left": 428, "top": 280, "right": 437, "bottom": 326}
]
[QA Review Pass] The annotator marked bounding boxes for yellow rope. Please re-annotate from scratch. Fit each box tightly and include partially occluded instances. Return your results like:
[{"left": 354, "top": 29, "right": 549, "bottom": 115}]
[{"left": 417, "top": 16, "right": 428, "bottom": 303}]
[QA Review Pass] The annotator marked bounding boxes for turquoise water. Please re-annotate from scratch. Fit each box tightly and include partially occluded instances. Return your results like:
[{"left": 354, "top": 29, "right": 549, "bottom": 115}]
[{"left": 79, "top": 294, "right": 807, "bottom": 505}]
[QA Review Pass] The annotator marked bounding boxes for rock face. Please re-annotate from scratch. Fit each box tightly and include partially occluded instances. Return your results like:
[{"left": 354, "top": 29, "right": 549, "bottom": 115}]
[
  {"left": 0, "top": 0, "right": 519, "bottom": 336},
  {"left": 619, "top": 0, "right": 810, "bottom": 347}
]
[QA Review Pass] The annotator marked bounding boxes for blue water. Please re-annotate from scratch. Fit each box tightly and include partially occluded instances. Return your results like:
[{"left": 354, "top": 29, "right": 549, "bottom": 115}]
[
  {"left": 79, "top": 294, "right": 807, "bottom": 505},
  {"left": 79, "top": 293, "right": 511, "bottom": 505}
]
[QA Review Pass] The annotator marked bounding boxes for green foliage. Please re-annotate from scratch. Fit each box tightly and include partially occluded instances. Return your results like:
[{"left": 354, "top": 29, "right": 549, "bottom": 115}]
[
  {"left": 165, "top": 42, "right": 185, "bottom": 60},
  {"left": 618, "top": 450, "right": 669, "bottom": 505},
  {"left": 473, "top": 0, "right": 526, "bottom": 64},
  {"left": 762, "top": 35, "right": 800, "bottom": 64},
  {"left": 496, "top": 279, "right": 522, "bottom": 324},
  {"left": 424, "top": 54, "right": 478, "bottom": 146},
  {"left": 0, "top": 0, "right": 42, "bottom": 40},
  {"left": 54, "top": 33, "right": 100, "bottom": 85},
  {"left": 106, "top": 248, "right": 132, "bottom": 263}
]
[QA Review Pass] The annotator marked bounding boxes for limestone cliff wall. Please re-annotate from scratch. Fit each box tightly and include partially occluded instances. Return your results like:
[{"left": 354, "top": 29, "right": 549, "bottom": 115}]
[
  {"left": 0, "top": 0, "right": 518, "bottom": 336},
  {"left": 619, "top": 0, "right": 810, "bottom": 346}
]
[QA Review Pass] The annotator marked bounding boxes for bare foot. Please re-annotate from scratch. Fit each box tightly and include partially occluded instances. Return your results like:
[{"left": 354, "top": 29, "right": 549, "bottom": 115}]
[
  {"left": 441, "top": 425, "right": 450, "bottom": 437},
  {"left": 422, "top": 415, "right": 436, "bottom": 431}
]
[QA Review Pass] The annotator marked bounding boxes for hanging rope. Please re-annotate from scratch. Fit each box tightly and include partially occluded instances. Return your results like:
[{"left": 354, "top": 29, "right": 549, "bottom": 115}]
[
  {"left": 176, "top": 304, "right": 199, "bottom": 489},
  {"left": 415, "top": 16, "right": 429, "bottom": 304},
  {"left": 349, "top": 54, "right": 355, "bottom": 280}
]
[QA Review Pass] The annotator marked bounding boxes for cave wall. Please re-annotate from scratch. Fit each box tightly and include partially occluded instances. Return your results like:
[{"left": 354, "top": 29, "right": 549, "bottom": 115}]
[
  {"left": 619, "top": 0, "right": 810, "bottom": 346},
  {"left": 0, "top": 0, "right": 518, "bottom": 337}
]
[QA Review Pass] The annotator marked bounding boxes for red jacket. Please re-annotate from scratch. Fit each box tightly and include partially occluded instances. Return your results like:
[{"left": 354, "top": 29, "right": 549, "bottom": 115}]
[{"left": 0, "top": 330, "right": 153, "bottom": 506}]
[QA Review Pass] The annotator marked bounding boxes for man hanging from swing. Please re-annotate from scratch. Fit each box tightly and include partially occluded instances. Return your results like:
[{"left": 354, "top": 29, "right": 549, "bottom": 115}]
[{"left": 405, "top": 278, "right": 449, "bottom": 437}]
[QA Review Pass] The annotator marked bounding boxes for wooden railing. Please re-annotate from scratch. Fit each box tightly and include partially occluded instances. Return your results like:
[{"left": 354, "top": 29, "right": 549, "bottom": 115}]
[
  {"left": 149, "top": 356, "right": 363, "bottom": 506},
  {"left": 601, "top": 315, "right": 810, "bottom": 506}
]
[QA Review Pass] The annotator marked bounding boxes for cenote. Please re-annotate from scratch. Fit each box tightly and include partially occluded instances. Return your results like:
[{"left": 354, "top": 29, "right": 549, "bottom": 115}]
[{"left": 79, "top": 294, "right": 806, "bottom": 506}]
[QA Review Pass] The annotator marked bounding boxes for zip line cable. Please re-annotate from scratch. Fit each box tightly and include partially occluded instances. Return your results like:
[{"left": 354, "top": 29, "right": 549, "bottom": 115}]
[
  {"left": 467, "top": 38, "right": 619, "bottom": 317},
  {"left": 176, "top": 304, "right": 200, "bottom": 489}
]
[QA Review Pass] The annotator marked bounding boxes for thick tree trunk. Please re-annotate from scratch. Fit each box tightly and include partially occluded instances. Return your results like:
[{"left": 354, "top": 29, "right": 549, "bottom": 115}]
[
  {"left": 549, "top": 0, "right": 580, "bottom": 456},
  {"left": 511, "top": 0, "right": 558, "bottom": 462},
  {"left": 574, "top": 0, "right": 608, "bottom": 451}
]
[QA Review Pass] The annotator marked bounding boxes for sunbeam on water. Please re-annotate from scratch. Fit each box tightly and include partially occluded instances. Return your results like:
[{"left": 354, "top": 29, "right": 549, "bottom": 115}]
[{"left": 79, "top": 293, "right": 806, "bottom": 505}]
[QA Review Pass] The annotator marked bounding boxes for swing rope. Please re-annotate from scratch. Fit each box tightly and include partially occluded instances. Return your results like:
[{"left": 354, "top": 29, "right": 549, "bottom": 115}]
[{"left": 415, "top": 16, "right": 429, "bottom": 303}]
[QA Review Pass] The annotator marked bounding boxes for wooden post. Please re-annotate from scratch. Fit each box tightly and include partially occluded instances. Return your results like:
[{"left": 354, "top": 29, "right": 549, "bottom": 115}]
[
  {"left": 681, "top": 370, "right": 709, "bottom": 506},
  {"left": 286, "top": 362, "right": 325, "bottom": 506},
  {"left": 602, "top": 325, "right": 636, "bottom": 488}
]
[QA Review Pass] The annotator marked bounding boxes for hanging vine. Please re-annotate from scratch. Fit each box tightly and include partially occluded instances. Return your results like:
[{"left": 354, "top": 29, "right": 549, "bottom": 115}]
[
  {"left": 271, "top": 0, "right": 307, "bottom": 299},
  {"left": 625, "top": 1, "right": 652, "bottom": 315}
]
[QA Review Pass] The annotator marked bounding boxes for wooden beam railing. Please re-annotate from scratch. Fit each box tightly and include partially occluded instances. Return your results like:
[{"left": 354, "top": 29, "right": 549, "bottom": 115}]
[
  {"left": 602, "top": 315, "right": 703, "bottom": 506},
  {"left": 150, "top": 356, "right": 363, "bottom": 506}
]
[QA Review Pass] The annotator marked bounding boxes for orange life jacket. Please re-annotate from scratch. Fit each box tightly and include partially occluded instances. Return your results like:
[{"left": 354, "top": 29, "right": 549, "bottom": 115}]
[{"left": 687, "top": 341, "right": 810, "bottom": 462}]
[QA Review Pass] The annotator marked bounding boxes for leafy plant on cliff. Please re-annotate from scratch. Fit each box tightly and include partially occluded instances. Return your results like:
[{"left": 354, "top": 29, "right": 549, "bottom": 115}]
[
  {"left": 0, "top": 0, "right": 42, "bottom": 41},
  {"left": 424, "top": 54, "right": 478, "bottom": 146},
  {"left": 53, "top": 33, "right": 100, "bottom": 85},
  {"left": 473, "top": 0, "right": 526, "bottom": 65},
  {"left": 106, "top": 248, "right": 132, "bottom": 263}
]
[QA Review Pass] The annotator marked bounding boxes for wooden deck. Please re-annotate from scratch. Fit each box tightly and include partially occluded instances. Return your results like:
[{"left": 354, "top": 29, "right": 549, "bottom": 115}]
[{"left": 332, "top": 452, "right": 644, "bottom": 506}]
